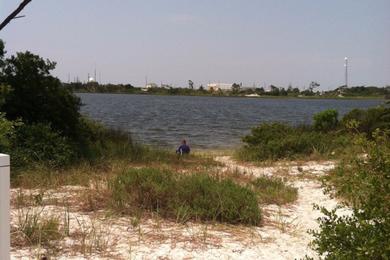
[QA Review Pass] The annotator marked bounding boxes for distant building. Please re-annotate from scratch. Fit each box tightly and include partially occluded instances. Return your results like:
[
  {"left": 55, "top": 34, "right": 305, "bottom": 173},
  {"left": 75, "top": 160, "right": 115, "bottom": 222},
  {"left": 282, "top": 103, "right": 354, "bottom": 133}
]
[
  {"left": 88, "top": 77, "right": 96, "bottom": 83},
  {"left": 145, "top": 83, "right": 158, "bottom": 89},
  {"left": 207, "top": 83, "right": 232, "bottom": 91}
]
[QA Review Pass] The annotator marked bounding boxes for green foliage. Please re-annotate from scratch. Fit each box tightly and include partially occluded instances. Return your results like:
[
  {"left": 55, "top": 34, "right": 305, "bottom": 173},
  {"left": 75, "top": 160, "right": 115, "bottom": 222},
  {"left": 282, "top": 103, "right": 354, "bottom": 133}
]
[
  {"left": 110, "top": 168, "right": 261, "bottom": 225},
  {"left": 339, "top": 86, "right": 390, "bottom": 97},
  {"left": 240, "top": 122, "right": 351, "bottom": 161},
  {"left": 239, "top": 107, "right": 389, "bottom": 162},
  {"left": 0, "top": 48, "right": 82, "bottom": 140},
  {"left": 177, "top": 174, "right": 261, "bottom": 225},
  {"left": 11, "top": 123, "right": 75, "bottom": 167},
  {"left": 0, "top": 112, "right": 21, "bottom": 150},
  {"left": 313, "top": 109, "right": 338, "bottom": 131},
  {"left": 311, "top": 131, "right": 390, "bottom": 259},
  {"left": 251, "top": 177, "right": 298, "bottom": 205},
  {"left": 341, "top": 107, "right": 390, "bottom": 137}
]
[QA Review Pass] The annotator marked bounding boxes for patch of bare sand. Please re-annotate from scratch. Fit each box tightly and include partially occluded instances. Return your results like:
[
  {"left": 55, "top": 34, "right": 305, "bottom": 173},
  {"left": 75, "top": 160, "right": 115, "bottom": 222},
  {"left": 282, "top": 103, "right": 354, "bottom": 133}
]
[{"left": 11, "top": 157, "right": 343, "bottom": 259}]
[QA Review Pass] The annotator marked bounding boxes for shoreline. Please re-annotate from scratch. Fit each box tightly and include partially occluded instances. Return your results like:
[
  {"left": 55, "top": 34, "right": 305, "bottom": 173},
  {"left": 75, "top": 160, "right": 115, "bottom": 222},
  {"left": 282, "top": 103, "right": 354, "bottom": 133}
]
[{"left": 74, "top": 91, "right": 387, "bottom": 101}]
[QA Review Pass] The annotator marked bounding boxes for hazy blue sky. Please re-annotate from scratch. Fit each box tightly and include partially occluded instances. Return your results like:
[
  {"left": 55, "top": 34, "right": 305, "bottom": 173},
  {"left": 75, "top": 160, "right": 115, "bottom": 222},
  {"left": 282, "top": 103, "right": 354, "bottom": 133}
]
[{"left": 1, "top": 0, "right": 389, "bottom": 89}]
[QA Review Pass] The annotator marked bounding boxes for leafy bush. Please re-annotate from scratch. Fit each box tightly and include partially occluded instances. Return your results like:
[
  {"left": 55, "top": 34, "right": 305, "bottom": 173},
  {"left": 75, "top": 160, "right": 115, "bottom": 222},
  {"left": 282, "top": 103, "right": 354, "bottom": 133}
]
[
  {"left": 251, "top": 177, "right": 298, "bottom": 205},
  {"left": 341, "top": 107, "right": 390, "bottom": 137},
  {"left": 240, "top": 122, "right": 351, "bottom": 161},
  {"left": 0, "top": 50, "right": 83, "bottom": 140},
  {"left": 110, "top": 168, "right": 261, "bottom": 225},
  {"left": 0, "top": 112, "right": 21, "bottom": 150},
  {"left": 311, "top": 131, "right": 390, "bottom": 258},
  {"left": 11, "top": 123, "right": 75, "bottom": 167},
  {"left": 313, "top": 109, "right": 338, "bottom": 131}
]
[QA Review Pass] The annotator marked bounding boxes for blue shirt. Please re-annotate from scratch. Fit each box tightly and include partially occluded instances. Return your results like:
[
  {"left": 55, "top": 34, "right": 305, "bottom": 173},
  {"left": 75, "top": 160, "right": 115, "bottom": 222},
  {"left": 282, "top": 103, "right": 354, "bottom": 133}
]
[{"left": 176, "top": 144, "right": 190, "bottom": 154}]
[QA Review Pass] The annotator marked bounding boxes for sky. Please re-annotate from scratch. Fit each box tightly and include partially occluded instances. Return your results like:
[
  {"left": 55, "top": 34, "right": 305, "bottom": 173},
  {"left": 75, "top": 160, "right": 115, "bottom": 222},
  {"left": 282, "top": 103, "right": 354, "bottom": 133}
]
[{"left": 0, "top": 0, "right": 389, "bottom": 90}]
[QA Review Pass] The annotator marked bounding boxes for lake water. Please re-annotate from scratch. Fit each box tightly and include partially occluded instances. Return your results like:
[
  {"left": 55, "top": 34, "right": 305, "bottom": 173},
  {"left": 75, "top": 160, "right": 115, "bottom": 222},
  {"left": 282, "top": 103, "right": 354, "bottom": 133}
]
[{"left": 78, "top": 93, "right": 383, "bottom": 149}]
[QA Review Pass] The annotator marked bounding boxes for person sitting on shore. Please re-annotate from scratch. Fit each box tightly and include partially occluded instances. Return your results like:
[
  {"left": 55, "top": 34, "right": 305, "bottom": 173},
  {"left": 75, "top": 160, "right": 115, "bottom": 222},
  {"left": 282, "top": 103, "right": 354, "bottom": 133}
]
[{"left": 176, "top": 139, "right": 190, "bottom": 155}]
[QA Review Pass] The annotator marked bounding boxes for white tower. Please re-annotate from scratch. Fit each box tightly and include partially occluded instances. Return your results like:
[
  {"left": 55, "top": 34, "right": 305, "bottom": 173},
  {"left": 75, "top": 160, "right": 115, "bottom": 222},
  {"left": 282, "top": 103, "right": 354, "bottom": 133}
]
[{"left": 344, "top": 57, "right": 348, "bottom": 88}]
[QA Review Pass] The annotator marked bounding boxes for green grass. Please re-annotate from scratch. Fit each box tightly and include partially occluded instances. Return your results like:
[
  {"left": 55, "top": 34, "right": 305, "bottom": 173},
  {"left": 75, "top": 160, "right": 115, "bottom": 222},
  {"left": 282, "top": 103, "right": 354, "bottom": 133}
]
[
  {"left": 15, "top": 211, "right": 62, "bottom": 246},
  {"left": 251, "top": 177, "right": 298, "bottom": 205},
  {"left": 109, "top": 168, "right": 262, "bottom": 226}
]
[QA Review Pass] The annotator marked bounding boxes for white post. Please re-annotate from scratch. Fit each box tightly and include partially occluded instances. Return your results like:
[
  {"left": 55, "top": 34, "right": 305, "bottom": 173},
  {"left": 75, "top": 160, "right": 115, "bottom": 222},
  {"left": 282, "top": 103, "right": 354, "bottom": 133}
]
[{"left": 0, "top": 154, "right": 10, "bottom": 260}]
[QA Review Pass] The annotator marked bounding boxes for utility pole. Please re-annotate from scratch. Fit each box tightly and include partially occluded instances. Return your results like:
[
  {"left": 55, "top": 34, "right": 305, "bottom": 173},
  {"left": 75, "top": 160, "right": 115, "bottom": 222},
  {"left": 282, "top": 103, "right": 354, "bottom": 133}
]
[{"left": 344, "top": 57, "right": 348, "bottom": 88}]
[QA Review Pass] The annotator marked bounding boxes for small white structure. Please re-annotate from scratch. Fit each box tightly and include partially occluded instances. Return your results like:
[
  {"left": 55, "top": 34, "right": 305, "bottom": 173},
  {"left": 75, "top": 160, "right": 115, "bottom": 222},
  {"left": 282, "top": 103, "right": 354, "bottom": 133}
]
[
  {"left": 145, "top": 83, "right": 158, "bottom": 89},
  {"left": 88, "top": 77, "right": 96, "bottom": 83},
  {"left": 0, "top": 154, "right": 10, "bottom": 260},
  {"left": 207, "top": 83, "right": 232, "bottom": 91},
  {"left": 245, "top": 93, "right": 260, "bottom": 97}
]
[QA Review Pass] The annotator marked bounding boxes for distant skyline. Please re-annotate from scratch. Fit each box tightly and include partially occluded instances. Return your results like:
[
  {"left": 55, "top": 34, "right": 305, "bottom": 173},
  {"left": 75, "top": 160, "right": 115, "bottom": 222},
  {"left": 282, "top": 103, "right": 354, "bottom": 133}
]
[{"left": 1, "top": 0, "right": 389, "bottom": 90}]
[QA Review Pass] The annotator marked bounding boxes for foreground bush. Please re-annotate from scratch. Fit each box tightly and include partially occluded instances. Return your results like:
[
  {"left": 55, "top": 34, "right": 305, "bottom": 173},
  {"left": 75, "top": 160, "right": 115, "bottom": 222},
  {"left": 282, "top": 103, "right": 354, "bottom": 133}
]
[
  {"left": 341, "top": 107, "right": 390, "bottom": 137},
  {"left": 110, "top": 168, "right": 261, "bottom": 225},
  {"left": 11, "top": 123, "right": 75, "bottom": 167},
  {"left": 311, "top": 131, "right": 390, "bottom": 258}
]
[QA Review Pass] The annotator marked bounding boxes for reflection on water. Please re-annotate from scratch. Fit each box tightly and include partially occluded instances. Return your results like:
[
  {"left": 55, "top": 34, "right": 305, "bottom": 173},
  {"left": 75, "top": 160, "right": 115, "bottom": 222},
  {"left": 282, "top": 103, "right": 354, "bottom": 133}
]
[{"left": 78, "top": 93, "right": 383, "bottom": 149}]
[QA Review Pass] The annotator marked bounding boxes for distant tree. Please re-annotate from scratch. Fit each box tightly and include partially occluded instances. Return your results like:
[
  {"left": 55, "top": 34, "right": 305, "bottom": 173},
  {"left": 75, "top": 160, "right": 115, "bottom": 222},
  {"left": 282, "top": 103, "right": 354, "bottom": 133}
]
[
  {"left": 279, "top": 87, "right": 288, "bottom": 96},
  {"left": 287, "top": 84, "right": 293, "bottom": 93},
  {"left": 188, "top": 80, "right": 194, "bottom": 89},
  {"left": 198, "top": 85, "right": 204, "bottom": 91},
  {"left": 270, "top": 85, "right": 280, "bottom": 96},
  {"left": 232, "top": 83, "right": 241, "bottom": 94},
  {"left": 309, "top": 81, "right": 320, "bottom": 92},
  {"left": 255, "top": 87, "right": 265, "bottom": 95}
]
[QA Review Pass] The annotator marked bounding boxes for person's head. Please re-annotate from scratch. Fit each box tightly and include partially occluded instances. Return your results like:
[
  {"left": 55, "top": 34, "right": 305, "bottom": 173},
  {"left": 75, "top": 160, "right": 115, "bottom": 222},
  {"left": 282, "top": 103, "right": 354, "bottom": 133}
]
[{"left": 182, "top": 139, "right": 187, "bottom": 145}]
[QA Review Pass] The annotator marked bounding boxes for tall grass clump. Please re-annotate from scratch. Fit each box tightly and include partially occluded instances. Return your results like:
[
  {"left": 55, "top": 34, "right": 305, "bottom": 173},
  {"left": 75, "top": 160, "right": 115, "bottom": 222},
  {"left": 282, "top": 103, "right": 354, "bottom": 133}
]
[
  {"left": 311, "top": 130, "right": 390, "bottom": 258},
  {"left": 110, "top": 168, "right": 261, "bottom": 225},
  {"left": 251, "top": 177, "right": 298, "bottom": 205},
  {"left": 14, "top": 210, "right": 62, "bottom": 247}
]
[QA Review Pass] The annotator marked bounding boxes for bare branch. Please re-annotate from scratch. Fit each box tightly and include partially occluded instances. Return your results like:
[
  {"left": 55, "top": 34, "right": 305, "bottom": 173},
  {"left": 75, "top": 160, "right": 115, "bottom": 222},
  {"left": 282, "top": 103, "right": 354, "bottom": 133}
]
[{"left": 0, "top": 0, "right": 32, "bottom": 31}]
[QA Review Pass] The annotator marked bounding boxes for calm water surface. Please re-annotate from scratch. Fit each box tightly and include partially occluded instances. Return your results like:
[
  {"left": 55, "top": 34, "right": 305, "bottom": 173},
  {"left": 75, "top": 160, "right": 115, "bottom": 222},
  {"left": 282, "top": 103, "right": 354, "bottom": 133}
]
[{"left": 78, "top": 94, "right": 383, "bottom": 149}]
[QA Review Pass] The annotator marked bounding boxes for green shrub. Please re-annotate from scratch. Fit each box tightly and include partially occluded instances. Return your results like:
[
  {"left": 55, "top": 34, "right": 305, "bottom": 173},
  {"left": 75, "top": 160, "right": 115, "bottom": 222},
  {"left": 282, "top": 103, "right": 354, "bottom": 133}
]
[
  {"left": 311, "top": 131, "right": 390, "bottom": 258},
  {"left": 341, "top": 107, "right": 390, "bottom": 137},
  {"left": 251, "top": 177, "right": 298, "bottom": 205},
  {"left": 11, "top": 123, "right": 75, "bottom": 167},
  {"left": 240, "top": 122, "right": 351, "bottom": 161},
  {"left": 313, "top": 109, "right": 338, "bottom": 131},
  {"left": 177, "top": 174, "right": 261, "bottom": 225},
  {"left": 110, "top": 168, "right": 261, "bottom": 225},
  {"left": 0, "top": 112, "right": 21, "bottom": 150}
]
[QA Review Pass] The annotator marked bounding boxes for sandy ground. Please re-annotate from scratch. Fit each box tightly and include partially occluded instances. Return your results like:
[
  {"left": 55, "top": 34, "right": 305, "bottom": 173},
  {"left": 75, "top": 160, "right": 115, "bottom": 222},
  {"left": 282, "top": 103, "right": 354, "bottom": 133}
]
[{"left": 10, "top": 157, "right": 342, "bottom": 260}]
